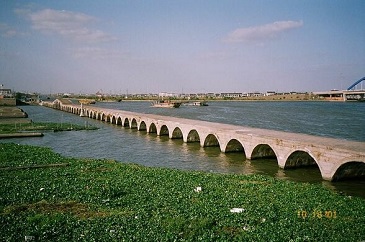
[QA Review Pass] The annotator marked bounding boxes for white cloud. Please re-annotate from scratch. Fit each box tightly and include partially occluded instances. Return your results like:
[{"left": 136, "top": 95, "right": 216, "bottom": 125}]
[
  {"left": 224, "top": 20, "right": 303, "bottom": 43},
  {"left": 28, "top": 9, "right": 116, "bottom": 42}
]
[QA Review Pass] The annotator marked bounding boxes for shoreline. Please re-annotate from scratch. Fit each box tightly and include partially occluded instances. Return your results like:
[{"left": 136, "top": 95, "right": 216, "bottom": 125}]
[{"left": 0, "top": 132, "right": 44, "bottom": 139}]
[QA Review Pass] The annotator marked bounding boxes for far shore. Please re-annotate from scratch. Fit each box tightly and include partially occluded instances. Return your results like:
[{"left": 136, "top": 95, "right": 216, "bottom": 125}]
[{"left": 88, "top": 93, "right": 339, "bottom": 103}]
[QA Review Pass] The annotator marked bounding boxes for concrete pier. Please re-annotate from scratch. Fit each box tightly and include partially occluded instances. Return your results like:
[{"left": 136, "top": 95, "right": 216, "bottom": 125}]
[{"left": 42, "top": 99, "right": 365, "bottom": 181}]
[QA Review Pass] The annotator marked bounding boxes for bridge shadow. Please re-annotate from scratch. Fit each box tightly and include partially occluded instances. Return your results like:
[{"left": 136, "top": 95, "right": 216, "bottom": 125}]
[
  {"left": 248, "top": 158, "right": 280, "bottom": 177},
  {"left": 322, "top": 179, "right": 365, "bottom": 199}
]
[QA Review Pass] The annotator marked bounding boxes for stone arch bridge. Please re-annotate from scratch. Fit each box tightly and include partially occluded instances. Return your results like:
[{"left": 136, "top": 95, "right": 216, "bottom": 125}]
[{"left": 42, "top": 99, "right": 365, "bottom": 181}]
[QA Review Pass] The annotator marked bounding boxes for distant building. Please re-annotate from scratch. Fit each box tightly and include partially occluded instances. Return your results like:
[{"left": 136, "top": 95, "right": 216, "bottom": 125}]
[
  {"left": 247, "top": 92, "right": 263, "bottom": 97},
  {"left": 96, "top": 91, "right": 104, "bottom": 98},
  {"left": 158, "top": 92, "right": 180, "bottom": 98},
  {"left": 0, "top": 84, "right": 15, "bottom": 106},
  {"left": 220, "top": 92, "right": 243, "bottom": 98},
  {"left": 0, "top": 84, "right": 13, "bottom": 98},
  {"left": 265, "top": 91, "right": 276, "bottom": 96}
]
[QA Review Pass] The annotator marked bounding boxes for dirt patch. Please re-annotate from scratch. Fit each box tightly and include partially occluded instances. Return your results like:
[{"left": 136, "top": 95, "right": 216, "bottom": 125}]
[{"left": 3, "top": 201, "right": 108, "bottom": 219}]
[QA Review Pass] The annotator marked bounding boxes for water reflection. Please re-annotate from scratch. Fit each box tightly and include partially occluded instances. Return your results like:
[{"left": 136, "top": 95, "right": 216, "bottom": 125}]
[{"left": 248, "top": 159, "right": 281, "bottom": 177}]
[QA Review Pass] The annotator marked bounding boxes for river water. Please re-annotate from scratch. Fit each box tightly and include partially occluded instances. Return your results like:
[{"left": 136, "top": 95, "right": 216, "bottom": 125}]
[{"left": 2, "top": 101, "right": 365, "bottom": 198}]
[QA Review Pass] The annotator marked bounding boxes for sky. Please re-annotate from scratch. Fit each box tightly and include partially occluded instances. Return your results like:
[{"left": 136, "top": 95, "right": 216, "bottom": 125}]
[{"left": 0, "top": 0, "right": 364, "bottom": 94}]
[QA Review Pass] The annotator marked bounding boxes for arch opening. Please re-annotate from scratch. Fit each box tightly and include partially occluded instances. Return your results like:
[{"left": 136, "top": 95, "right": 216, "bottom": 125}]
[
  {"left": 131, "top": 119, "right": 138, "bottom": 129},
  {"left": 285, "top": 151, "right": 318, "bottom": 169},
  {"left": 139, "top": 121, "right": 147, "bottom": 131},
  {"left": 171, "top": 127, "right": 183, "bottom": 139},
  {"left": 111, "top": 116, "right": 116, "bottom": 124},
  {"left": 123, "top": 118, "right": 130, "bottom": 127},
  {"left": 251, "top": 144, "right": 276, "bottom": 160},
  {"left": 149, "top": 123, "right": 157, "bottom": 133},
  {"left": 187, "top": 130, "right": 200, "bottom": 143},
  {"left": 225, "top": 139, "right": 245, "bottom": 154},
  {"left": 116, "top": 117, "right": 122, "bottom": 125},
  {"left": 204, "top": 134, "right": 219, "bottom": 147},
  {"left": 332, "top": 162, "right": 365, "bottom": 181},
  {"left": 160, "top": 125, "right": 169, "bottom": 136}
]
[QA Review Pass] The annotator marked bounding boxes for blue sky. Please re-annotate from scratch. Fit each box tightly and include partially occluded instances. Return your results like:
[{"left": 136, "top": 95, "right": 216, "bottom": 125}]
[{"left": 0, "top": 0, "right": 364, "bottom": 94}]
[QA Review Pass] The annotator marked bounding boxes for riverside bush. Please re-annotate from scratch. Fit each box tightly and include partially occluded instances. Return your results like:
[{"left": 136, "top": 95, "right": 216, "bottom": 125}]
[{"left": 0, "top": 143, "right": 364, "bottom": 241}]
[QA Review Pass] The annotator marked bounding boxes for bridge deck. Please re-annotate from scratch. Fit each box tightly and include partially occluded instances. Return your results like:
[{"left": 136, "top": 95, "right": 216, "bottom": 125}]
[{"left": 90, "top": 106, "right": 365, "bottom": 154}]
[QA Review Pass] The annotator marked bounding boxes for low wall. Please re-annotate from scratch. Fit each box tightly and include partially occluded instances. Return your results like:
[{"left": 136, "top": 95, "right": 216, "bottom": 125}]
[{"left": 0, "top": 98, "right": 16, "bottom": 106}]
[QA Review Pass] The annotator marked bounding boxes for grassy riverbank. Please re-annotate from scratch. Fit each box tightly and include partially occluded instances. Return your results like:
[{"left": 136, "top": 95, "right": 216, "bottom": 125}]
[
  {"left": 1, "top": 143, "right": 364, "bottom": 241},
  {"left": 0, "top": 122, "right": 97, "bottom": 134}
]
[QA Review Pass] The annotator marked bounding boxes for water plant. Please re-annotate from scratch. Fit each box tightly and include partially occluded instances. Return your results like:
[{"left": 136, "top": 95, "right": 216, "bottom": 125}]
[
  {"left": 0, "top": 122, "right": 98, "bottom": 134},
  {"left": 0, "top": 143, "right": 364, "bottom": 241}
]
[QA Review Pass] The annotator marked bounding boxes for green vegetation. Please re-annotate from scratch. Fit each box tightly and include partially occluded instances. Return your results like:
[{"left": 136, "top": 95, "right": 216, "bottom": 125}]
[
  {"left": 0, "top": 122, "right": 98, "bottom": 134},
  {"left": 1, "top": 143, "right": 364, "bottom": 241}
]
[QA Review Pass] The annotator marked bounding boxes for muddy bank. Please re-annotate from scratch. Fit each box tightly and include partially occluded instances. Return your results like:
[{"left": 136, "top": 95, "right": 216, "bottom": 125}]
[
  {"left": 0, "top": 106, "right": 40, "bottom": 138},
  {"left": 0, "top": 107, "right": 29, "bottom": 121}
]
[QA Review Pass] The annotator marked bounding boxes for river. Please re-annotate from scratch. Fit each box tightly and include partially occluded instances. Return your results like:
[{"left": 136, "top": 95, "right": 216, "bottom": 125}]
[{"left": 2, "top": 101, "right": 365, "bottom": 198}]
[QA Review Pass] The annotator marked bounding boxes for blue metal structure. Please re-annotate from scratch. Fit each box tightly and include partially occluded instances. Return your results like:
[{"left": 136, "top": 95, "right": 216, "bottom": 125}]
[{"left": 347, "top": 77, "right": 365, "bottom": 90}]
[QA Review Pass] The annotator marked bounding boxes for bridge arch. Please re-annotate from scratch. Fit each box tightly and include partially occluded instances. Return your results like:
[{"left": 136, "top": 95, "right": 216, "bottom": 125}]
[
  {"left": 284, "top": 150, "right": 318, "bottom": 169},
  {"left": 332, "top": 161, "right": 365, "bottom": 181},
  {"left": 251, "top": 144, "right": 277, "bottom": 160},
  {"left": 105, "top": 115, "right": 111, "bottom": 123},
  {"left": 139, "top": 121, "right": 147, "bottom": 131},
  {"left": 116, "top": 116, "right": 122, "bottom": 125},
  {"left": 111, "top": 116, "right": 116, "bottom": 124},
  {"left": 171, "top": 127, "right": 183, "bottom": 139},
  {"left": 225, "top": 139, "right": 245, "bottom": 153},
  {"left": 347, "top": 76, "right": 365, "bottom": 90},
  {"left": 149, "top": 123, "right": 157, "bottom": 133},
  {"left": 99, "top": 113, "right": 104, "bottom": 121},
  {"left": 160, "top": 125, "right": 169, "bottom": 136},
  {"left": 131, "top": 118, "right": 138, "bottom": 129},
  {"left": 203, "top": 134, "right": 220, "bottom": 147},
  {"left": 187, "top": 129, "right": 200, "bottom": 143},
  {"left": 123, "top": 118, "right": 130, "bottom": 127}
]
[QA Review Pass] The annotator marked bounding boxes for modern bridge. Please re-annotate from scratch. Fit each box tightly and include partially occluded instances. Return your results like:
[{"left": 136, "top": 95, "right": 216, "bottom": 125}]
[
  {"left": 42, "top": 99, "right": 365, "bottom": 182},
  {"left": 314, "top": 76, "right": 365, "bottom": 101}
]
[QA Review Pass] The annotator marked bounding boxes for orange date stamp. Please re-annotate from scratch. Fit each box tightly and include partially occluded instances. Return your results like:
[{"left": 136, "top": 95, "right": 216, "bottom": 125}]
[{"left": 297, "top": 209, "right": 337, "bottom": 219}]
